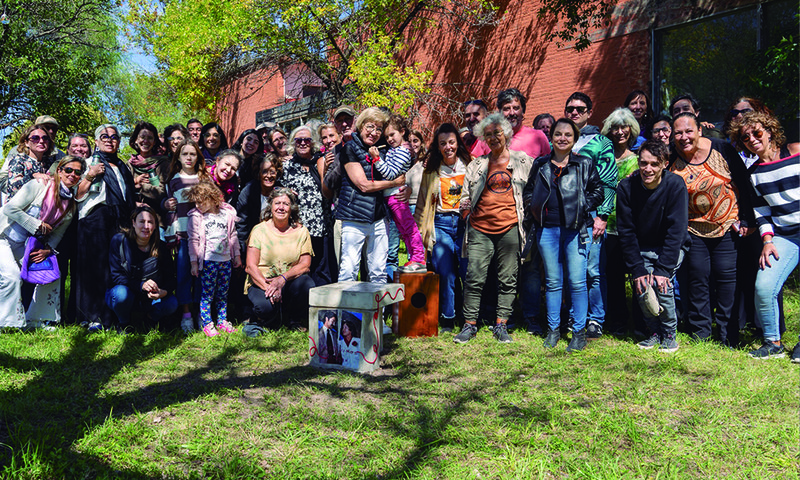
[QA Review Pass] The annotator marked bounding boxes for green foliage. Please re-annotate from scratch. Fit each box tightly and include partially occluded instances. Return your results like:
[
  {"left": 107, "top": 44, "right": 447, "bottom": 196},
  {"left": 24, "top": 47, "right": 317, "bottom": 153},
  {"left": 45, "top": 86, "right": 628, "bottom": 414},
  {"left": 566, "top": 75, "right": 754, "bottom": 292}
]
[
  {"left": 0, "top": 0, "right": 120, "bottom": 132},
  {"left": 537, "top": 0, "right": 616, "bottom": 51},
  {"left": 126, "top": 0, "right": 496, "bottom": 117},
  {"left": 746, "top": 33, "right": 799, "bottom": 126}
]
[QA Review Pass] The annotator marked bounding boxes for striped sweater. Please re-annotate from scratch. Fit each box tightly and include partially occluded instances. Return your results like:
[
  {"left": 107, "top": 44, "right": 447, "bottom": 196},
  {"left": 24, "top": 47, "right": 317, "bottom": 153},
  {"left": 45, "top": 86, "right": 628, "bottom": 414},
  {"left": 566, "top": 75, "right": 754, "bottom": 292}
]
[
  {"left": 749, "top": 151, "right": 799, "bottom": 237},
  {"left": 165, "top": 172, "right": 201, "bottom": 242}
]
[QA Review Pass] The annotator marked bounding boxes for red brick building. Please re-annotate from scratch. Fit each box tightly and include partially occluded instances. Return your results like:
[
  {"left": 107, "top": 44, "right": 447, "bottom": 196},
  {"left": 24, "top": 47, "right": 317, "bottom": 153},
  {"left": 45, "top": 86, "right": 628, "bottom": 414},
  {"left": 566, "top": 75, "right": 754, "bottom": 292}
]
[{"left": 217, "top": 0, "right": 797, "bottom": 139}]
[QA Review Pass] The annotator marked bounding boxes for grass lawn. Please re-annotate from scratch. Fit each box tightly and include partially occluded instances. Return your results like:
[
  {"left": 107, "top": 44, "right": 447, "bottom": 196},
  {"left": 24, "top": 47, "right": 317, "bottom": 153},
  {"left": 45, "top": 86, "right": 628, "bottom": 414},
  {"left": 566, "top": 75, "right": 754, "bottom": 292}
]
[{"left": 0, "top": 282, "right": 798, "bottom": 479}]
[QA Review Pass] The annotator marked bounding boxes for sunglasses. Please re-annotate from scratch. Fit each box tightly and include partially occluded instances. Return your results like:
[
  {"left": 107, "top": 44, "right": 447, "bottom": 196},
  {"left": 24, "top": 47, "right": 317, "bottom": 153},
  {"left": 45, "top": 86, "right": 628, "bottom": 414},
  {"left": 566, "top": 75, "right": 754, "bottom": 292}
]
[
  {"left": 61, "top": 167, "right": 84, "bottom": 175},
  {"left": 29, "top": 135, "right": 50, "bottom": 144},
  {"left": 565, "top": 106, "right": 588, "bottom": 114},
  {"left": 294, "top": 137, "right": 312, "bottom": 144},
  {"left": 741, "top": 128, "right": 765, "bottom": 144},
  {"left": 731, "top": 108, "right": 753, "bottom": 117},
  {"left": 100, "top": 134, "right": 120, "bottom": 141}
]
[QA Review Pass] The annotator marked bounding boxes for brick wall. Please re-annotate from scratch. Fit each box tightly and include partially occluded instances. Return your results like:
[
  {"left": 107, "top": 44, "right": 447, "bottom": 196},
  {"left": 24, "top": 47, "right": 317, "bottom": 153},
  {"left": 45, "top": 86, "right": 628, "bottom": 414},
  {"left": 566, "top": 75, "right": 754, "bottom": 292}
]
[{"left": 217, "top": 68, "right": 285, "bottom": 141}]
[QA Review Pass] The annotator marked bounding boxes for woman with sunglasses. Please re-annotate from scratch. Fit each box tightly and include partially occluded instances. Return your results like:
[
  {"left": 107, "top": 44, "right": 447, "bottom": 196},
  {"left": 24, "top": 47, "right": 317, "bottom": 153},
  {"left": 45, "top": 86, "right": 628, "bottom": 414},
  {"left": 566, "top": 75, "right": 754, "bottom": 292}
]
[
  {"left": 74, "top": 124, "right": 137, "bottom": 332},
  {"left": 669, "top": 112, "right": 755, "bottom": 346},
  {"left": 277, "top": 125, "right": 337, "bottom": 285},
  {"left": 4, "top": 124, "right": 54, "bottom": 199},
  {"left": 0, "top": 156, "right": 85, "bottom": 329},
  {"left": 728, "top": 111, "right": 799, "bottom": 359}
]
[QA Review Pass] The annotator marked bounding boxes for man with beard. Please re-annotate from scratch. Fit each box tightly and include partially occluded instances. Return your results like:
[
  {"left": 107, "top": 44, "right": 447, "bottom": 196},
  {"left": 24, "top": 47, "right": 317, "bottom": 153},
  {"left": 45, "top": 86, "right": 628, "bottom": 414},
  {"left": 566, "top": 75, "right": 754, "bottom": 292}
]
[
  {"left": 462, "top": 99, "right": 491, "bottom": 157},
  {"left": 497, "top": 88, "right": 551, "bottom": 159}
]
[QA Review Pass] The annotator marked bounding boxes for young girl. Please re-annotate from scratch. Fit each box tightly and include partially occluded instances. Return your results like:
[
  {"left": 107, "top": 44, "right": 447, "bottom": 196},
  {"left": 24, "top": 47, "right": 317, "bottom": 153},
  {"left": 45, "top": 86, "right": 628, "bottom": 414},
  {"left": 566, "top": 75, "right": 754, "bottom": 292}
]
[
  {"left": 368, "top": 115, "right": 426, "bottom": 272},
  {"left": 186, "top": 181, "right": 241, "bottom": 337},
  {"left": 164, "top": 139, "right": 208, "bottom": 332}
]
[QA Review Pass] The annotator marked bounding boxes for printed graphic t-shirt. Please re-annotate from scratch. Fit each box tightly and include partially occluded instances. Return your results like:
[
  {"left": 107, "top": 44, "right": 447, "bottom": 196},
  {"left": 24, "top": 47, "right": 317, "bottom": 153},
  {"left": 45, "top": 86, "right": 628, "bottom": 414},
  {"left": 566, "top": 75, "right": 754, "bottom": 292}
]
[{"left": 436, "top": 159, "right": 467, "bottom": 213}]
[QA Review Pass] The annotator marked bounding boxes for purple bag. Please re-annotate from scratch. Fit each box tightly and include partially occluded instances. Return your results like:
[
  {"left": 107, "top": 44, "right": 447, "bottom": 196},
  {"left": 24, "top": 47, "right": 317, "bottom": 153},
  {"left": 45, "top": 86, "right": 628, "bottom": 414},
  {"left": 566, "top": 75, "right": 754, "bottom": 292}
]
[{"left": 20, "top": 236, "right": 60, "bottom": 285}]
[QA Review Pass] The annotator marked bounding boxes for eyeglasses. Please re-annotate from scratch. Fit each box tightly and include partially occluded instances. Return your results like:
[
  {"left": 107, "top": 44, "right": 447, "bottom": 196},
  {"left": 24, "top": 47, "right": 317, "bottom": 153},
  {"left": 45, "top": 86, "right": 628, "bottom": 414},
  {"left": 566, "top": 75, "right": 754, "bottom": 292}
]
[
  {"left": 565, "top": 106, "right": 588, "bottom": 114},
  {"left": 483, "top": 130, "right": 504, "bottom": 139},
  {"left": 28, "top": 135, "right": 50, "bottom": 144},
  {"left": 741, "top": 128, "right": 765, "bottom": 144},
  {"left": 363, "top": 124, "right": 383, "bottom": 134},
  {"left": 61, "top": 167, "right": 84, "bottom": 175},
  {"left": 294, "top": 137, "right": 312, "bottom": 144},
  {"left": 652, "top": 127, "right": 671, "bottom": 135},
  {"left": 99, "top": 134, "right": 120, "bottom": 142},
  {"left": 731, "top": 108, "right": 753, "bottom": 117}
]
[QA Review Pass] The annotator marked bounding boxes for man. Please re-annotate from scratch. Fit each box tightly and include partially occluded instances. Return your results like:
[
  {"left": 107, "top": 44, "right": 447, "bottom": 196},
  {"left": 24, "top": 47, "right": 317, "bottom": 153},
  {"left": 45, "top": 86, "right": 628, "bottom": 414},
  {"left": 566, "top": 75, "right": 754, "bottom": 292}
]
[
  {"left": 255, "top": 121, "right": 276, "bottom": 154},
  {"left": 187, "top": 118, "right": 203, "bottom": 143},
  {"left": 668, "top": 93, "right": 724, "bottom": 139},
  {"left": 332, "top": 105, "right": 356, "bottom": 144},
  {"left": 318, "top": 310, "right": 342, "bottom": 364},
  {"left": 497, "top": 88, "right": 551, "bottom": 158},
  {"left": 495, "top": 89, "right": 551, "bottom": 334},
  {"left": 616, "top": 140, "right": 690, "bottom": 352},
  {"left": 564, "top": 91, "right": 618, "bottom": 339},
  {"left": 462, "top": 99, "right": 491, "bottom": 157}
]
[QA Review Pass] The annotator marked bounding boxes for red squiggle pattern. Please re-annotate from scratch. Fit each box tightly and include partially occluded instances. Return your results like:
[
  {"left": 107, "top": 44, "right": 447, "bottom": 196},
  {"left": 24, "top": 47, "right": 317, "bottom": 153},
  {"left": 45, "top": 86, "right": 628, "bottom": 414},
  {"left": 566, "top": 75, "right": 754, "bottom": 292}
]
[
  {"left": 374, "top": 286, "right": 404, "bottom": 305},
  {"left": 357, "top": 310, "right": 381, "bottom": 364},
  {"left": 308, "top": 335, "right": 318, "bottom": 358}
]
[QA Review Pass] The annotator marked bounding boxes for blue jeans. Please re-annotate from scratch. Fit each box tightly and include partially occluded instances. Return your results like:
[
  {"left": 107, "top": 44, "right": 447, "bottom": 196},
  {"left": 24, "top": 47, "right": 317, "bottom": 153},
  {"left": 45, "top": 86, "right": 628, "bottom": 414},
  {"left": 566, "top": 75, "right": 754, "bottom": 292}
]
[
  {"left": 176, "top": 238, "right": 200, "bottom": 305},
  {"left": 585, "top": 222, "right": 607, "bottom": 326},
  {"left": 386, "top": 215, "right": 400, "bottom": 280},
  {"left": 105, "top": 285, "right": 178, "bottom": 327},
  {"left": 637, "top": 250, "right": 683, "bottom": 335},
  {"left": 756, "top": 234, "right": 799, "bottom": 342},
  {"left": 537, "top": 226, "right": 588, "bottom": 331},
  {"left": 432, "top": 213, "right": 466, "bottom": 319}
]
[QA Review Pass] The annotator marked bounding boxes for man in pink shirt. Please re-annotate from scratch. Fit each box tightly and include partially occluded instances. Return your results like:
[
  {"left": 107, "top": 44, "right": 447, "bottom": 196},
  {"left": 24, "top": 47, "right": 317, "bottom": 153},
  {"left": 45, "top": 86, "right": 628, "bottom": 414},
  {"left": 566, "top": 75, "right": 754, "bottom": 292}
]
[
  {"left": 497, "top": 88, "right": 551, "bottom": 159},
  {"left": 462, "top": 99, "right": 491, "bottom": 157}
]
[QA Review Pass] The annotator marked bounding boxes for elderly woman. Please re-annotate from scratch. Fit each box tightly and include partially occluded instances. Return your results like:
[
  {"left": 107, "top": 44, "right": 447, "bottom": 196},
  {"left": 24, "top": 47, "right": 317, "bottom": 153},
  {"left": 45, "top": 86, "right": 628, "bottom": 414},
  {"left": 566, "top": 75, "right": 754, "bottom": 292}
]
[
  {"left": 128, "top": 121, "right": 170, "bottom": 217},
  {"left": 208, "top": 149, "right": 241, "bottom": 204},
  {"left": 728, "top": 111, "right": 800, "bottom": 360},
  {"left": 243, "top": 187, "right": 316, "bottom": 335},
  {"left": 231, "top": 129, "right": 264, "bottom": 187},
  {"left": 414, "top": 123, "right": 472, "bottom": 328},
  {"left": 277, "top": 125, "right": 337, "bottom": 285},
  {"left": 5, "top": 124, "right": 54, "bottom": 199},
  {"left": 670, "top": 112, "right": 755, "bottom": 345},
  {"left": 453, "top": 113, "right": 534, "bottom": 344},
  {"left": 106, "top": 205, "right": 178, "bottom": 333},
  {"left": 199, "top": 122, "right": 228, "bottom": 164},
  {"left": 523, "top": 118, "right": 602, "bottom": 352},
  {"left": 0, "top": 156, "right": 85, "bottom": 329},
  {"left": 74, "top": 124, "right": 137, "bottom": 331},
  {"left": 599, "top": 108, "right": 641, "bottom": 335}
]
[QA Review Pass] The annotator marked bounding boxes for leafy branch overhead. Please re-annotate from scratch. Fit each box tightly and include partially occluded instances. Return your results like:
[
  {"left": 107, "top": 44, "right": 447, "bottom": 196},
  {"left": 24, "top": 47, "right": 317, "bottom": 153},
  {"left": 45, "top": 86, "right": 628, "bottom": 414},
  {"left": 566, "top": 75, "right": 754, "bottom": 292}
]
[
  {"left": 126, "top": 0, "right": 499, "bottom": 116},
  {"left": 538, "top": 0, "right": 616, "bottom": 52}
]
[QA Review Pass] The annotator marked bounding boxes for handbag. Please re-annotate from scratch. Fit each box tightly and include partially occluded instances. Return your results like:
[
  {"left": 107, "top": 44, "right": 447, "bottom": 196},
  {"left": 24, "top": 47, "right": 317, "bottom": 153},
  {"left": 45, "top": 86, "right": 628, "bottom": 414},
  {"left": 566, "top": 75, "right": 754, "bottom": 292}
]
[{"left": 20, "top": 236, "right": 60, "bottom": 285}]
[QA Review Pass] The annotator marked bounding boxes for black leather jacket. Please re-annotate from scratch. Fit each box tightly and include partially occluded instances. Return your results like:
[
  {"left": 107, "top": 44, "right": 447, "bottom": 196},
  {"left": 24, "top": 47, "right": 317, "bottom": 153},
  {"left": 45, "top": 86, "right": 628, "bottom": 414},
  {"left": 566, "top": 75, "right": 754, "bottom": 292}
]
[{"left": 523, "top": 152, "right": 603, "bottom": 237}]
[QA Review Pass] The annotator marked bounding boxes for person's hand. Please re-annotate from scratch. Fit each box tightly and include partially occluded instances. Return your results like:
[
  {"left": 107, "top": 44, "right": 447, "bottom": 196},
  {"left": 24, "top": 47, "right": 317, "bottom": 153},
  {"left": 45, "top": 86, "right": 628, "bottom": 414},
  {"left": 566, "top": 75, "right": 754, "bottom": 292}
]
[
  {"left": 324, "top": 151, "right": 335, "bottom": 170},
  {"left": 147, "top": 288, "right": 165, "bottom": 300},
  {"left": 760, "top": 242, "right": 779, "bottom": 270},
  {"left": 633, "top": 274, "right": 653, "bottom": 296},
  {"left": 37, "top": 222, "right": 53, "bottom": 236},
  {"left": 393, "top": 184, "right": 411, "bottom": 203},
  {"left": 264, "top": 275, "right": 285, "bottom": 303},
  {"left": 134, "top": 173, "right": 148, "bottom": 188},
  {"left": 165, "top": 197, "right": 177, "bottom": 212},
  {"left": 29, "top": 248, "right": 51, "bottom": 263},
  {"left": 142, "top": 279, "right": 159, "bottom": 294},
  {"left": 392, "top": 174, "right": 406, "bottom": 187},
  {"left": 700, "top": 121, "right": 716, "bottom": 131},
  {"left": 33, "top": 173, "right": 51, "bottom": 183},
  {"left": 592, "top": 216, "right": 607, "bottom": 240},
  {"left": 367, "top": 146, "right": 380, "bottom": 163},
  {"left": 653, "top": 275, "right": 672, "bottom": 294},
  {"left": 460, "top": 197, "right": 471, "bottom": 220},
  {"left": 233, "top": 256, "right": 242, "bottom": 269},
  {"left": 86, "top": 163, "right": 104, "bottom": 180},
  {"left": 190, "top": 262, "right": 199, "bottom": 277}
]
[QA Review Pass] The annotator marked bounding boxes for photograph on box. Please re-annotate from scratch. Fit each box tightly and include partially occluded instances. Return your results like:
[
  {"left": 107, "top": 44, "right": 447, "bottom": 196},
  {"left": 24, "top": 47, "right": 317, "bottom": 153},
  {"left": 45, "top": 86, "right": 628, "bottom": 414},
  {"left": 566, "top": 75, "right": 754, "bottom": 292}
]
[
  {"left": 317, "top": 310, "right": 342, "bottom": 365},
  {"left": 338, "top": 311, "right": 363, "bottom": 370}
]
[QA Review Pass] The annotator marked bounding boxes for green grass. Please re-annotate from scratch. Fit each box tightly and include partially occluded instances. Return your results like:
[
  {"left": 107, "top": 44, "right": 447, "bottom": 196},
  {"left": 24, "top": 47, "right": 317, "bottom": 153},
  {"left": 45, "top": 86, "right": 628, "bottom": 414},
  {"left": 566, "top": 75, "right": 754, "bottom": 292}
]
[{"left": 0, "top": 281, "right": 798, "bottom": 480}]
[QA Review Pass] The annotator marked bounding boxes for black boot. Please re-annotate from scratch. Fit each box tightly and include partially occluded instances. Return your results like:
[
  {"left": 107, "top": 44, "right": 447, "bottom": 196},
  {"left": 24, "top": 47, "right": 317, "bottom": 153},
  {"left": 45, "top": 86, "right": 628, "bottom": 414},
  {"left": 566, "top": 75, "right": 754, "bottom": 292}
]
[
  {"left": 566, "top": 328, "right": 587, "bottom": 352},
  {"left": 544, "top": 329, "right": 560, "bottom": 348}
]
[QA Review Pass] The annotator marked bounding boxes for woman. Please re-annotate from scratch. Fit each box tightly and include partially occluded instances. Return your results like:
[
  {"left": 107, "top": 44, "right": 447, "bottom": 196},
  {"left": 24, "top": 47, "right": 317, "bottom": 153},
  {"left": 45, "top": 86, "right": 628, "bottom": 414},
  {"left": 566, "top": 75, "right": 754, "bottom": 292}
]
[
  {"left": 414, "top": 123, "right": 472, "bottom": 327},
  {"left": 128, "top": 122, "right": 170, "bottom": 218},
  {"left": 533, "top": 113, "right": 555, "bottom": 139},
  {"left": 199, "top": 122, "right": 228, "bottom": 164},
  {"left": 599, "top": 108, "right": 641, "bottom": 336},
  {"left": 0, "top": 156, "right": 84, "bottom": 329},
  {"left": 406, "top": 130, "right": 427, "bottom": 215},
  {"left": 338, "top": 317, "right": 362, "bottom": 370},
  {"left": 208, "top": 149, "right": 241, "bottom": 204},
  {"left": 236, "top": 155, "right": 282, "bottom": 254},
  {"left": 728, "top": 111, "right": 799, "bottom": 359},
  {"left": 106, "top": 205, "right": 178, "bottom": 333},
  {"left": 724, "top": 97, "right": 772, "bottom": 166},
  {"left": 5, "top": 124, "right": 54, "bottom": 199},
  {"left": 670, "top": 112, "right": 755, "bottom": 345},
  {"left": 75, "top": 124, "right": 137, "bottom": 331},
  {"left": 650, "top": 115, "right": 672, "bottom": 146},
  {"left": 243, "top": 188, "right": 316, "bottom": 335},
  {"left": 523, "top": 118, "right": 602, "bottom": 352},
  {"left": 453, "top": 113, "right": 533, "bottom": 344},
  {"left": 624, "top": 89, "right": 654, "bottom": 146},
  {"left": 337, "top": 108, "right": 404, "bottom": 286},
  {"left": 163, "top": 124, "right": 189, "bottom": 158},
  {"left": 280, "top": 125, "right": 337, "bottom": 285},
  {"left": 268, "top": 127, "right": 290, "bottom": 161},
  {"left": 67, "top": 134, "right": 92, "bottom": 159},
  {"left": 231, "top": 129, "right": 264, "bottom": 187}
]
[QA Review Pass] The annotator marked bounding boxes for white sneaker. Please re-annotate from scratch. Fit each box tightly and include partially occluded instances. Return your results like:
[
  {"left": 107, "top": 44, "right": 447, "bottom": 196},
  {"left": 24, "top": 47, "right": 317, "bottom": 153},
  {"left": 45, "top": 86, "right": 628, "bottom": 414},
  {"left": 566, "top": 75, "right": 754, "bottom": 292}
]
[{"left": 181, "top": 316, "right": 195, "bottom": 333}]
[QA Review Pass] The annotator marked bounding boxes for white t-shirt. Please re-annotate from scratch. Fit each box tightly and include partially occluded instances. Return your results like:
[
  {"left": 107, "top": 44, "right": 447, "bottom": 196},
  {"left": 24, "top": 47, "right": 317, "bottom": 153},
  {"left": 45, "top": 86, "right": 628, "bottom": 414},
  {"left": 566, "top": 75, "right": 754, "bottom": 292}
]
[{"left": 203, "top": 210, "right": 231, "bottom": 262}]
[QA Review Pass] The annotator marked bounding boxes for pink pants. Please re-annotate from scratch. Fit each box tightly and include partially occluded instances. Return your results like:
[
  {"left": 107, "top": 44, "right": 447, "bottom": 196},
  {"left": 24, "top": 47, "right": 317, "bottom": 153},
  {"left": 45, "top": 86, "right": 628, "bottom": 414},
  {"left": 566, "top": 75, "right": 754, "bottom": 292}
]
[{"left": 387, "top": 195, "right": 426, "bottom": 264}]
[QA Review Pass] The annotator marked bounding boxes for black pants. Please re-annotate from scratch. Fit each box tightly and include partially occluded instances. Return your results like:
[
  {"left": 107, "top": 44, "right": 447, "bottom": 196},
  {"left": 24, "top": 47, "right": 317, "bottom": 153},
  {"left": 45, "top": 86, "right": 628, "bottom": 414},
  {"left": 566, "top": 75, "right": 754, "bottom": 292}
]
[
  {"left": 247, "top": 274, "right": 315, "bottom": 328},
  {"left": 75, "top": 206, "right": 116, "bottom": 326},
  {"left": 310, "top": 235, "right": 338, "bottom": 287},
  {"left": 682, "top": 231, "right": 737, "bottom": 342}
]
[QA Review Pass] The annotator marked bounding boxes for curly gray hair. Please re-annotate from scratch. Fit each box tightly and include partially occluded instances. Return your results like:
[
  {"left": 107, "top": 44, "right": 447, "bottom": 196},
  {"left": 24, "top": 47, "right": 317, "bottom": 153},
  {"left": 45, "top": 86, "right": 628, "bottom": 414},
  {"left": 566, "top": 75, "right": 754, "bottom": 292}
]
[{"left": 474, "top": 113, "right": 514, "bottom": 144}]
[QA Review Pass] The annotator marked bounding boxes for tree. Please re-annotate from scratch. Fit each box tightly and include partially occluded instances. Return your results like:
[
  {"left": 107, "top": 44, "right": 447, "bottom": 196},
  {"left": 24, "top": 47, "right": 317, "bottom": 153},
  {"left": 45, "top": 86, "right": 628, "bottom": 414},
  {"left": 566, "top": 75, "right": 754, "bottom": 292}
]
[
  {"left": 0, "top": 0, "right": 120, "bottom": 133},
  {"left": 537, "top": 0, "right": 616, "bottom": 52},
  {"left": 126, "top": 0, "right": 498, "bottom": 117}
]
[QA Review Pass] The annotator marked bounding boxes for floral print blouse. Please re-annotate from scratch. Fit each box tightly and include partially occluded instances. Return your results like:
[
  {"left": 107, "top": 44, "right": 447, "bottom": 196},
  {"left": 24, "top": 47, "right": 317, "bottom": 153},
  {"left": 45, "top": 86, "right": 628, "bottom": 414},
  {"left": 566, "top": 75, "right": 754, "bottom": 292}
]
[
  {"left": 5, "top": 153, "right": 45, "bottom": 199},
  {"left": 278, "top": 158, "right": 331, "bottom": 237}
]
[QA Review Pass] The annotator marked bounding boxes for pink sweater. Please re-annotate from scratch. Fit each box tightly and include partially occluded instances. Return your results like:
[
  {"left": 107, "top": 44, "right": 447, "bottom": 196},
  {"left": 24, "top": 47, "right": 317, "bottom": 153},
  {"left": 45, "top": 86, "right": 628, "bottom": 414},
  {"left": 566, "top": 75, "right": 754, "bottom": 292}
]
[{"left": 187, "top": 202, "right": 241, "bottom": 270}]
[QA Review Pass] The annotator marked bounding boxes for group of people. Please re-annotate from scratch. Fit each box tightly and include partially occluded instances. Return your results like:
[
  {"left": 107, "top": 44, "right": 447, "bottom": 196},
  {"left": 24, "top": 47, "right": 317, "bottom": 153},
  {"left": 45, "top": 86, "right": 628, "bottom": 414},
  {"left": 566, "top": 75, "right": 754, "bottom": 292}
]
[{"left": 0, "top": 89, "right": 796, "bottom": 363}]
